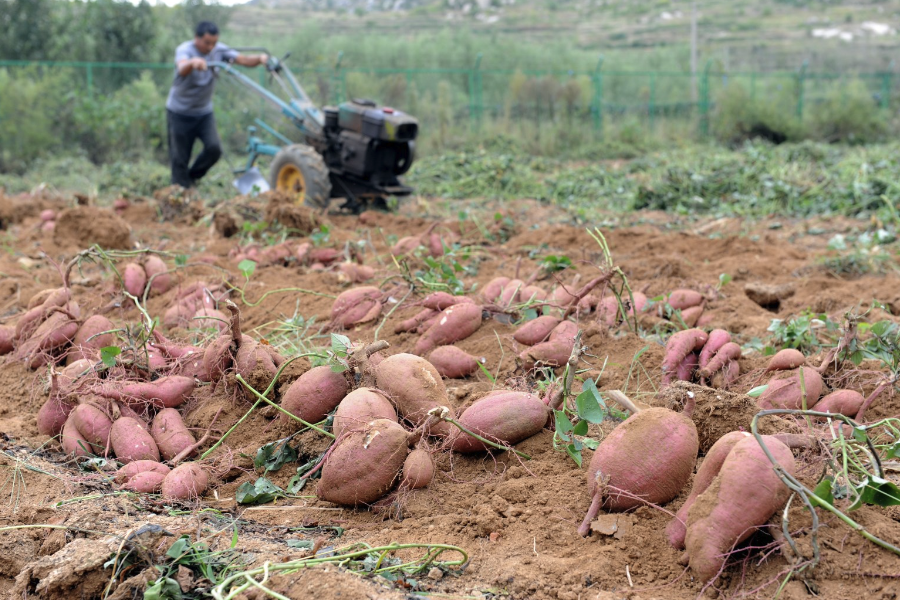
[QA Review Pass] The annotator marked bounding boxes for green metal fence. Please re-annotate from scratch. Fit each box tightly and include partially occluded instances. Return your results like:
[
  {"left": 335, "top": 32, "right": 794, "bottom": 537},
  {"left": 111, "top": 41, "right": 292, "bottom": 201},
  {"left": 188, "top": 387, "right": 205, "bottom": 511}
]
[{"left": 0, "top": 58, "right": 896, "bottom": 163}]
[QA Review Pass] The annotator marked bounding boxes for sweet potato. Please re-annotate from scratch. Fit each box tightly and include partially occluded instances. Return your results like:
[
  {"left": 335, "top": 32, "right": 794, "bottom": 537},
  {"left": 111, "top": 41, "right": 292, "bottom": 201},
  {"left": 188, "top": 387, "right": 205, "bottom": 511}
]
[
  {"left": 281, "top": 366, "right": 350, "bottom": 426},
  {"left": 680, "top": 305, "right": 705, "bottom": 328},
  {"left": 550, "top": 320, "right": 578, "bottom": 342},
  {"left": 15, "top": 287, "right": 70, "bottom": 342},
  {"left": 421, "top": 292, "right": 470, "bottom": 311},
  {"left": 482, "top": 277, "right": 510, "bottom": 303},
  {"left": 514, "top": 316, "right": 561, "bottom": 346},
  {"left": 200, "top": 334, "right": 235, "bottom": 383},
  {"left": 661, "top": 328, "right": 709, "bottom": 385},
  {"left": 697, "top": 342, "right": 741, "bottom": 379},
  {"left": 520, "top": 285, "right": 548, "bottom": 303},
  {"left": 97, "top": 375, "right": 195, "bottom": 409},
  {"left": 765, "top": 349, "right": 806, "bottom": 372},
  {"left": 317, "top": 418, "right": 411, "bottom": 505},
  {"left": 61, "top": 417, "right": 92, "bottom": 457},
  {"left": 235, "top": 336, "right": 282, "bottom": 381},
  {"left": 37, "top": 397, "right": 75, "bottom": 437},
  {"left": 309, "top": 247, "right": 341, "bottom": 265},
  {"left": 400, "top": 448, "right": 435, "bottom": 490},
  {"left": 143, "top": 255, "right": 172, "bottom": 296},
  {"left": 666, "top": 431, "right": 751, "bottom": 550},
  {"left": 395, "top": 308, "right": 438, "bottom": 334},
  {"left": 67, "top": 315, "right": 115, "bottom": 364},
  {"left": 666, "top": 289, "right": 704, "bottom": 311},
  {"left": 414, "top": 303, "right": 483, "bottom": 355},
  {"left": 161, "top": 463, "right": 209, "bottom": 500},
  {"left": 163, "top": 301, "right": 198, "bottom": 330},
  {"left": 0, "top": 324, "right": 13, "bottom": 355},
  {"left": 151, "top": 408, "right": 197, "bottom": 461},
  {"left": 450, "top": 391, "right": 549, "bottom": 453},
  {"left": 519, "top": 338, "right": 572, "bottom": 371},
  {"left": 675, "top": 352, "right": 699, "bottom": 382},
  {"left": 391, "top": 235, "right": 422, "bottom": 256},
  {"left": 698, "top": 329, "right": 731, "bottom": 370},
  {"left": 122, "top": 262, "right": 148, "bottom": 297},
  {"left": 114, "top": 460, "right": 171, "bottom": 484},
  {"left": 59, "top": 358, "right": 95, "bottom": 395},
  {"left": 17, "top": 305, "right": 81, "bottom": 369},
  {"left": 335, "top": 262, "right": 375, "bottom": 284},
  {"left": 192, "top": 307, "right": 229, "bottom": 332},
  {"left": 579, "top": 402, "right": 698, "bottom": 536},
  {"left": 428, "top": 346, "right": 482, "bottom": 379},
  {"left": 330, "top": 286, "right": 382, "bottom": 329},
  {"left": 497, "top": 279, "right": 524, "bottom": 307},
  {"left": 110, "top": 417, "right": 160, "bottom": 463},
  {"left": 814, "top": 389, "right": 864, "bottom": 417},
  {"left": 684, "top": 435, "right": 796, "bottom": 582},
  {"left": 333, "top": 387, "right": 397, "bottom": 439},
  {"left": 121, "top": 470, "right": 167, "bottom": 493},
  {"left": 71, "top": 403, "right": 113, "bottom": 453},
  {"left": 40, "top": 209, "right": 56, "bottom": 222},
  {"left": 757, "top": 367, "right": 823, "bottom": 410},
  {"left": 375, "top": 353, "right": 454, "bottom": 436}
]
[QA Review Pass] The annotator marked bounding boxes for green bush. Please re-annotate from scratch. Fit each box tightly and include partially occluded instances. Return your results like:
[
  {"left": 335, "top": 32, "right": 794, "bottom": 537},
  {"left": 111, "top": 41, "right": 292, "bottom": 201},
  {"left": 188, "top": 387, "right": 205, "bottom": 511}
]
[
  {"left": 0, "top": 68, "right": 69, "bottom": 172},
  {"left": 807, "top": 79, "right": 885, "bottom": 144}
]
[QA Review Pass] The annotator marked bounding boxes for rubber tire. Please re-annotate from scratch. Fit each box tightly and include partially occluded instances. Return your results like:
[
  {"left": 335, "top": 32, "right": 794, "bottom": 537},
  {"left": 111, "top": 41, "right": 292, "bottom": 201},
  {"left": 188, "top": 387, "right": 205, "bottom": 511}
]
[{"left": 269, "top": 144, "right": 332, "bottom": 209}]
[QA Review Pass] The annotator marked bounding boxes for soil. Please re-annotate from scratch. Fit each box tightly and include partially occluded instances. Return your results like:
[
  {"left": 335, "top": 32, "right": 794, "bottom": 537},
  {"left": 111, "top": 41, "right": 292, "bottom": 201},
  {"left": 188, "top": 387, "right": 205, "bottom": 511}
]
[{"left": 1, "top": 189, "right": 899, "bottom": 600}]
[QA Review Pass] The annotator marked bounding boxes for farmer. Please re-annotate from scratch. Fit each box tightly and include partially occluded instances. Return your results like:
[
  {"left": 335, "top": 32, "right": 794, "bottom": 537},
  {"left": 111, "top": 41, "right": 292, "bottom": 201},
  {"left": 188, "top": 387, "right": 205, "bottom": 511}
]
[{"left": 166, "top": 21, "right": 268, "bottom": 188}]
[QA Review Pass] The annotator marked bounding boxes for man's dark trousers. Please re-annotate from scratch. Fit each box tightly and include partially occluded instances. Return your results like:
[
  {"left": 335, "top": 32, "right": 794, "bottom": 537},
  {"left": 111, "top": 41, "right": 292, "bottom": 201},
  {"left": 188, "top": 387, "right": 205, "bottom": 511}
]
[{"left": 167, "top": 109, "right": 223, "bottom": 188}]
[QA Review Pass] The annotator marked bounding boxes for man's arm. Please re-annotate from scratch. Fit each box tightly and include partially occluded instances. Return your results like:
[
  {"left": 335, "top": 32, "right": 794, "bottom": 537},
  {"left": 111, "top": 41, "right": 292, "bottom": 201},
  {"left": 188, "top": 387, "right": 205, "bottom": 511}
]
[
  {"left": 233, "top": 53, "right": 269, "bottom": 68},
  {"left": 176, "top": 57, "right": 207, "bottom": 77}
]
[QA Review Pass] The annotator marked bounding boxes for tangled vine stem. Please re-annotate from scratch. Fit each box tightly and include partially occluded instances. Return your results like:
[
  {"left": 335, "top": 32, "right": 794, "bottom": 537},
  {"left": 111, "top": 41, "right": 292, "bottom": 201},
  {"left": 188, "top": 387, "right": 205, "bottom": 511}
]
[
  {"left": 547, "top": 330, "right": 584, "bottom": 411},
  {"left": 428, "top": 406, "right": 531, "bottom": 460},
  {"left": 751, "top": 409, "right": 900, "bottom": 559},
  {"left": 210, "top": 542, "right": 468, "bottom": 600}
]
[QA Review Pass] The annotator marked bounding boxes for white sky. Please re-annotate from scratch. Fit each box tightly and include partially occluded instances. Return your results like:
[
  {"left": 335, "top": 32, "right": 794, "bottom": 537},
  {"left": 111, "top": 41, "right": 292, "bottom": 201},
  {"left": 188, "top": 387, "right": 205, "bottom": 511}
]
[{"left": 124, "top": 1, "right": 248, "bottom": 6}]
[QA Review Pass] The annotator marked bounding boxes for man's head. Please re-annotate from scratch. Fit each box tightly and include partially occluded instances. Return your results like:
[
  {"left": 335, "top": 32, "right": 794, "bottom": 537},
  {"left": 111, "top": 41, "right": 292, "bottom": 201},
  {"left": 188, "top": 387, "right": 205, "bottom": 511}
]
[{"left": 193, "top": 21, "right": 219, "bottom": 55}]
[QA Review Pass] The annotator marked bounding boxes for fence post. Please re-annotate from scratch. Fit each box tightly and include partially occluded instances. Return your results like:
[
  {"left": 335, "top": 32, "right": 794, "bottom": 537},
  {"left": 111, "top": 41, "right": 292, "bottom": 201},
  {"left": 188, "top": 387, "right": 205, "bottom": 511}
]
[
  {"left": 649, "top": 72, "right": 656, "bottom": 131},
  {"left": 699, "top": 61, "right": 711, "bottom": 137},
  {"left": 796, "top": 60, "right": 808, "bottom": 120},
  {"left": 332, "top": 51, "right": 344, "bottom": 105},
  {"left": 591, "top": 55, "right": 604, "bottom": 136},
  {"left": 881, "top": 60, "right": 894, "bottom": 110},
  {"left": 86, "top": 63, "right": 93, "bottom": 100},
  {"left": 468, "top": 53, "right": 482, "bottom": 130}
]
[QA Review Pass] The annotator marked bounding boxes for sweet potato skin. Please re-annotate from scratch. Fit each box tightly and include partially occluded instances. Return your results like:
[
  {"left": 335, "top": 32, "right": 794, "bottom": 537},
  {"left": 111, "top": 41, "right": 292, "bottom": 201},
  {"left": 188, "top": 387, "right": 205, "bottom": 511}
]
[
  {"left": 122, "top": 263, "right": 148, "bottom": 297},
  {"left": 120, "top": 470, "right": 167, "bottom": 493},
  {"left": 71, "top": 403, "right": 113, "bottom": 453},
  {"left": 281, "top": 366, "right": 350, "bottom": 426},
  {"left": 757, "top": 367, "right": 823, "bottom": 410},
  {"left": 428, "top": 346, "right": 481, "bottom": 379},
  {"left": 330, "top": 286, "right": 382, "bottom": 329},
  {"left": 684, "top": 436, "right": 796, "bottom": 583},
  {"left": 0, "top": 324, "right": 14, "bottom": 355},
  {"left": 414, "top": 303, "right": 483, "bottom": 355},
  {"left": 110, "top": 417, "right": 160, "bottom": 463},
  {"left": 375, "top": 353, "right": 454, "bottom": 436},
  {"left": 115, "top": 460, "right": 171, "bottom": 484},
  {"left": 662, "top": 329, "right": 709, "bottom": 385},
  {"left": 698, "top": 329, "right": 731, "bottom": 369},
  {"left": 450, "top": 391, "right": 549, "bottom": 453},
  {"left": 151, "top": 408, "right": 197, "bottom": 461},
  {"left": 161, "top": 463, "right": 209, "bottom": 500},
  {"left": 401, "top": 449, "right": 435, "bottom": 489},
  {"left": 513, "top": 315, "right": 561, "bottom": 346},
  {"left": 766, "top": 349, "right": 806, "bottom": 372},
  {"left": 482, "top": 277, "right": 510, "bottom": 303},
  {"left": 37, "top": 397, "right": 75, "bottom": 437},
  {"left": 586, "top": 407, "right": 698, "bottom": 511},
  {"left": 317, "top": 419, "right": 410, "bottom": 506},
  {"left": 815, "top": 389, "right": 865, "bottom": 417},
  {"left": 67, "top": 315, "right": 115, "bottom": 364},
  {"left": 97, "top": 375, "right": 196, "bottom": 409},
  {"left": 333, "top": 388, "right": 397, "bottom": 439}
]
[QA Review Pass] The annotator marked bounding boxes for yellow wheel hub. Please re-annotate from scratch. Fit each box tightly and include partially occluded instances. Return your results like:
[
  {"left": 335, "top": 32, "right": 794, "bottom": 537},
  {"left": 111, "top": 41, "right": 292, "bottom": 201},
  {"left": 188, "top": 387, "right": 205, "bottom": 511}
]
[{"left": 276, "top": 164, "right": 306, "bottom": 199}]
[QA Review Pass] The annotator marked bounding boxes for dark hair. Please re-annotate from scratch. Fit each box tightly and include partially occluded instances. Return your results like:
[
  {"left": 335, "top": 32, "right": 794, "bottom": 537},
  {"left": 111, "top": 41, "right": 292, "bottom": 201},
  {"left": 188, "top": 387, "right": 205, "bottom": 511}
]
[{"left": 195, "top": 21, "right": 219, "bottom": 37}]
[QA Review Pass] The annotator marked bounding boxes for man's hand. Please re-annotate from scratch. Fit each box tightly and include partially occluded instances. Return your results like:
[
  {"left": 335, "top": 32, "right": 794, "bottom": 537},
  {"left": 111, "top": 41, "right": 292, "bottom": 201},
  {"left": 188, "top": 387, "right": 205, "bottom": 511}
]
[
  {"left": 177, "top": 57, "right": 208, "bottom": 77},
  {"left": 192, "top": 57, "right": 209, "bottom": 71},
  {"left": 234, "top": 53, "right": 269, "bottom": 68}
]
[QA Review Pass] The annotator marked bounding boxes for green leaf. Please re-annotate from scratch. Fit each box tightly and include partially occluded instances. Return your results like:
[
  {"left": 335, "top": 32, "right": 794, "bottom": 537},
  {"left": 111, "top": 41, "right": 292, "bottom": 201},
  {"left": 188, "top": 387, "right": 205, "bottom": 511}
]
[
  {"left": 145, "top": 577, "right": 182, "bottom": 600},
  {"left": 231, "top": 526, "right": 239, "bottom": 549},
  {"left": 238, "top": 259, "right": 256, "bottom": 280},
  {"left": 174, "top": 254, "right": 188, "bottom": 267},
  {"left": 564, "top": 443, "right": 583, "bottom": 467},
  {"left": 330, "top": 333, "right": 351, "bottom": 357},
  {"left": 582, "top": 437, "right": 600, "bottom": 450},
  {"left": 476, "top": 360, "right": 495, "bottom": 383},
  {"left": 575, "top": 380, "right": 608, "bottom": 424},
  {"left": 852, "top": 427, "right": 868, "bottom": 443},
  {"left": 718, "top": 273, "right": 732, "bottom": 287},
  {"left": 886, "top": 441, "right": 900, "bottom": 460},
  {"left": 166, "top": 536, "right": 191, "bottom": 560},
  {"left": 523, "top": 308, "right": 538, "bottom": 321},
  {"left": 287, "top": 539, "right": 315, "bottom": 549},
  {"left": 573, "top": 419, "right": 589, "bottom": 436},
  {"left": 99, "top": 345, "right": 121, "bottom": 368},
  {"left": 555, "top": 410, "right": 574, "bottom": 437},
  {"left": 236, "top": 477, "right": 284, "bottom": 505},
  {"left": 254, "top": 440, "right": 298, "bottom": 473},
  {"left": 747, "top": 384, "right": 769, "bottom": 398},
  {"left": 810, "top": 477, "right": 835, "bottom": 508}
]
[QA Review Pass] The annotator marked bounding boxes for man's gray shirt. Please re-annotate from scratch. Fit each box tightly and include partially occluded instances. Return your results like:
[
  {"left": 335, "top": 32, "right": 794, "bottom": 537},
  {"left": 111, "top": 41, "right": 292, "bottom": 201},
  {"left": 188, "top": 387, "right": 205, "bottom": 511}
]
[{"left": 166, "top": 40, "right": 239, "bottom": 116}]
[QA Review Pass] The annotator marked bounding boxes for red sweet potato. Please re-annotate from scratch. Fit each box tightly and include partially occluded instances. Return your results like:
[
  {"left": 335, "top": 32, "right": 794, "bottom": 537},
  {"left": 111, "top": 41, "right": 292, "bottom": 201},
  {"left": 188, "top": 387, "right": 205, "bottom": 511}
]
[
  {"left": 61, "top": 417, "right": 92, "bottom": 457},
  {"left": 375, "top": 353, "right": 454, "bottom": 436},
  {"left": 497, "top": 279, "right": 524, "bottom": 307},
  {"left": 391, "top": 235, "right": 422, "bottom": 256},
  {"left": 40, "top": 209, "right": 56, "bottom": 222},
  {"left": 15, "top": 287, "right": 70, "bottom": 342},
  {"left": 161, "top": 463, "right": 209, "bottom": 500},
  {"left": 330, "top": 286, "right": 382, "bottom": 329},
  {"left": 163, "top": 300, "right": 198, "bottom": 330},
  {"left": 680, "top": 305, "right": 704, "bottom": 328},
  {"left": 0, "top": 324, "right": 14, "bottom": 355},
  {"left": 765, "top": 349, "right": 806, "bottom": 372},
  {"left": 697, "top": 342, "right": 741, "bottom": 379},
  {"left": 579, "top": 403, "right": 698, "bottom": 536},
  {"left": 235, "top": 336, "right": 281, "bottom": 381},
  {"left": 121, "top": 470, "right": 167, "bottom": 493},
  {"left": 192, "top": 307, "right": 229, "bottom": 332},
  {"left": 37, "top": 397, "right": 75, "bottom": 437},
  {"left": 122, "top": 262, "right": 148, "bottom": 297},
  {"left": 450, "top": 391, "right": 549, "bottom": 453},
  {"left": 514, "top": 315, "right": 562, "bottom": 346},
  {"left": 143, "top": 255, "right": 173, "bottom": 296},
  {"left": 97, "top": 375, "right": 195, "bottom": 409},
  {"left": 317, "top": 418, "right": 411, "bottom": 506},
  {"left": 519, "top": 338, "right": 572, "bottom": 371},
  {"left": 698, "top": 329, "right": 731, "bottom": 370},
  {"left": 281, "top": 366, "right": 350, "bottom": 426},
  {"left": 675, "top": 352, "right": 699, "bottom": 382},
  {"left": 115, "top": 460, "right": 171, "bottom": 484},
  {"left": 309, "top": 247, "right": 341, "bottom": 265},
  {"left": 666, "top": 431, "right": 751, "bottom": 550},
  {"left": 67, "top": 315, "right": 115, "bottom": 364},
  {"left": 151, "top": 408, "right": 197, "bottom": 461},
  {"left": 482, "top": 277, "right": 510, "bottom": 303},
  {"left": 421, "top": 292, "right": 470, "bottom": 311},
  {"left": 17, "top": 305, "right": 81, "bottom": 369},
  {"left": 333, "top": 387, "right": 397, "bottom": 439},
  {"left": 71, "top": 403, "right": 113, "bottom": 453},
  {"left": 662, "top": 329, "right": 709, "bottom": 385},
  {"left": 684, "top": 435, "right": 796, "bottom": 582},
  {"left": 428, "top": 346, "right": 482, "bottom": 379},
  {"left": 400, "top": 448, "right": 435, "bottom": 490},
  {"left": 757, "top": 367, "right": 823, "bottom": 410},
  {"left": 395, "top": 308, "right": 438, "bottom": 334},
  {"left": 110, "top": 417, "right": 160, "bottom": 463},
  {"left": 550, "top": 320, "right": 578, "bottom": 342},
  {"left": 335, "top": 262, "right": 375, "bottom": 284},
  {"left": 815, "top": 389, "right": 864, "bottom": 417},
  {"left": 520, "top": 285, "right": 548, "bottom": 303},
  {"left": 414, "top": 303, "right": 483, "bottom": 355},
  {"left": 666, "top": 289, "right": 704, "bottom": 311}
]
